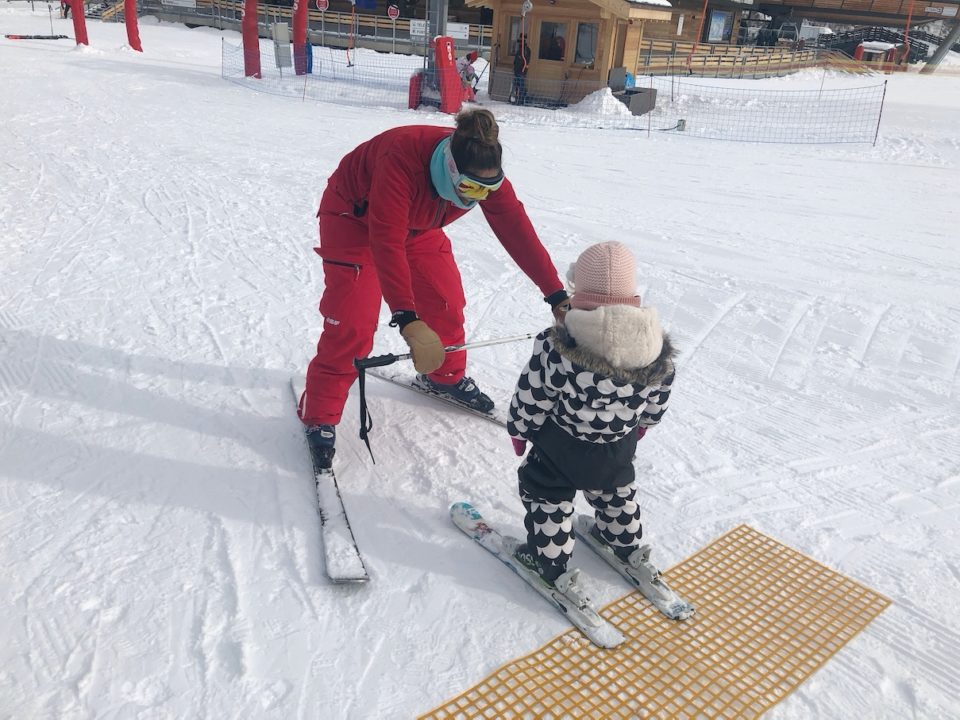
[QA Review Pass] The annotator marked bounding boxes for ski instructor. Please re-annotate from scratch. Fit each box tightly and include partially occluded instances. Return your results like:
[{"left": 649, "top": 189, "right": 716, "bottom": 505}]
[{"left": 298, "top": 108, "right": 570, "bottom": 469}]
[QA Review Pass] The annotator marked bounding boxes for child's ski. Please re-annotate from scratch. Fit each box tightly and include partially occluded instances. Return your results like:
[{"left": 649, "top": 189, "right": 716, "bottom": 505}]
[
  {"left": 574, "top": 515, "right": 693, "bottom": 620},
  {"left": 291, "top": 378, "right": 369, "bottom": 584},
  {"left": 451, "top": 502, "right": 625, "bottom": 649}
]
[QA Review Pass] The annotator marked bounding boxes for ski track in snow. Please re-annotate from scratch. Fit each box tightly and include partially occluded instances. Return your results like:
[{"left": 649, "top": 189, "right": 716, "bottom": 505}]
[{"left": 2, "top": 6, "right": 960, "bottom": 719}]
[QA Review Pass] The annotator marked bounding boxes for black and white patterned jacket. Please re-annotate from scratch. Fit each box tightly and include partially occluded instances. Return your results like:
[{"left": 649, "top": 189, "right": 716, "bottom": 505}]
[{"left": 507, "top": 305, "right": 676, "bottom": 444}]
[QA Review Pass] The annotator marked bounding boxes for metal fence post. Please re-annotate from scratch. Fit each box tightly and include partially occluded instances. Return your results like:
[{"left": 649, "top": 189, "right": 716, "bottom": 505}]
[{"left": 873, "top": 80, "right": 887, "bottom": 146}]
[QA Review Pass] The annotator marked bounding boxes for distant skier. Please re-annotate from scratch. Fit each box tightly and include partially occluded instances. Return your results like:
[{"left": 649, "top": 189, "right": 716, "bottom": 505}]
[
  {"left": 507, "top": 241, "right": 676, "bottom": 589},
  {"left": 61, "top": 0, "right": 70, "bottom": 19},
  {"left": 298, "top": 108, "right": 570, "bottom": 469}
]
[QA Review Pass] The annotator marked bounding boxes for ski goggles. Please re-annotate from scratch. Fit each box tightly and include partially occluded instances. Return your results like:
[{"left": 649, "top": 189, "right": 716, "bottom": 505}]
[
  {"left": 442, "top": 140, "right": 504, "bottom": 201},
  {"left": 455, "top": 170, "right": 505, "bottom": 201}
]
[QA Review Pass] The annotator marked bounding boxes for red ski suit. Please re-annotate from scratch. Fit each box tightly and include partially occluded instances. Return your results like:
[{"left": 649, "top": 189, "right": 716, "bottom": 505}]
[{"left": 300, "top": 125, "right": 564, "bottom": 426}]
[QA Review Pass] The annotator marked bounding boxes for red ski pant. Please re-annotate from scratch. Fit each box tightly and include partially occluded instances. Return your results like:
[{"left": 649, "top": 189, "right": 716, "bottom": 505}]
[{"left": 299, "top": 213, "right": 467, "bottom": 426}]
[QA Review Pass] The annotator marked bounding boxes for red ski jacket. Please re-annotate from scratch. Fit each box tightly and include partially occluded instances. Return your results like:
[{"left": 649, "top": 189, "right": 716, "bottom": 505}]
[{"left": 318, "top": 124, "right": 563, "bottom": 313}]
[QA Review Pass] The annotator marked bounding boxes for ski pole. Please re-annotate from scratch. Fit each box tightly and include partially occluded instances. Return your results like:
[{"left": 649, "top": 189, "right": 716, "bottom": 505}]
[
  {"left": 473, "top": 58, "right": 489, "bottom": 89},
  {"left": 352, "top": 331, "right": 538, "bottom": 462},
  {"left": 353, "top": 332, "right": 537, "bottom": 372}
]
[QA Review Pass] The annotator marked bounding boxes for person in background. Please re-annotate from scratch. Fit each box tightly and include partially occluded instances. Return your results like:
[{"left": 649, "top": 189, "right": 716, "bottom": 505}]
[
  {"left": 512, "top": 40, "right": 531, "bottom": 105},
  {"left": 456, "top": 50, "right": 480, "bottom": 102},
  {"left": 506, "top": 241, "right": 676, "bottom": 590},
  {"left": 61, "top": 0, "right": 70, "bottom": 19},
  {"left": 457, "top": 50, "right": 480, "bottom": 88},
  {"left": 299, "top": 108, "right": 570, "bottom": 470}
]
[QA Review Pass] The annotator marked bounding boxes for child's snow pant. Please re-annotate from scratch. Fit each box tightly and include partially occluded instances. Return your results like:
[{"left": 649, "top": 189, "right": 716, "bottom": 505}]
[
  {"left": 298, "top": 208, "right": 467, "bottom": 427},
  {"left": 518, "top": 419, "right": 642, "bottom": 583}
]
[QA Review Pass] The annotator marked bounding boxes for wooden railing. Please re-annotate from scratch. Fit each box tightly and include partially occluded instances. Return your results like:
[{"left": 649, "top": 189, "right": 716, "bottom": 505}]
[
  {"left": 191, "top": 0, "right": 493, "bottom": 44},
  {"left": 100, "top": 1, "right": 124, "bottom": 21},
  {"left": 632, "top": 39, "right": 823, "bottom": 78}
]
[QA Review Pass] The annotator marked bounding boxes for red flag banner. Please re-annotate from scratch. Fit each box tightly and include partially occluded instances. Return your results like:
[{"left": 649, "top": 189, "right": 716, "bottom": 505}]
[
  {"left": 124, "top": 0, "right": 142, "bottom": 52},
  {"left": 241, "top": 0, "right": 261, "bottom": 78},
  {"left": 71, "top": 0, "right": 89, "bottom": 46}
]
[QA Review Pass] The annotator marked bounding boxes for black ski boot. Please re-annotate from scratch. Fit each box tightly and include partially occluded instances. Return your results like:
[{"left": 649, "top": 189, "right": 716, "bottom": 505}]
[
  {"left": 413, "top": 374, "right": 494, "bottom": 413},
  {"left": 514, "top": 544, "right": 591, "bottom": 608},
  {"left": 305, "top": 424, "right": 336, "bottom": 470},
  {"left": 514, "top": 543, "right": 565, "bottom": 585},
  {"left": 589, "top": 523, "right": 636, "bottom": 563}
]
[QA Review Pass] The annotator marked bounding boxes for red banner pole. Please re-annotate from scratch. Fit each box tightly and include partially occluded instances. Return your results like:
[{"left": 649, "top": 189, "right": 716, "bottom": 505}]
[
  {"left": 242, "top": 0, "right": 261, "bottom": 78},
  {"left": 293, "top": 0, "right": 308, "bottom": 75},
  {"left": 71, "top": 0, "right": 89, "bottom": 46},
  {"left": 124, "top": 0, "right": 142, "bottom": 51}
]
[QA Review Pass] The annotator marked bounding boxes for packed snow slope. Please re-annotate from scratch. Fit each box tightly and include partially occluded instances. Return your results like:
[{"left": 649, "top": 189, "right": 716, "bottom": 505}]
[{"left": 2, "top": 6, "right": 959, "bottom": 719}]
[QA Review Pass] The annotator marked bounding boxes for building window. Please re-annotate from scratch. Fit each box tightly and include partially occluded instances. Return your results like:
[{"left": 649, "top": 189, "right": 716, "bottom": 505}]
[
  {"left": 539, "top": 21, "right": 567, "bottom": 61},
  {"left": 574, "top": 22, "right": 598, "bottom": 66},
  {"left": 704, "top": 10, "right": 733, "bottom": 43},
  {"left": 509, "top": 16, "right": 530, "bottom": 56}
]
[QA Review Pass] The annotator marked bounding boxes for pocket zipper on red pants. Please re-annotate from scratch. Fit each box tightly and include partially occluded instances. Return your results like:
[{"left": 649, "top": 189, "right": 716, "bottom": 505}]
[{"left": 322, "top": 259, "right": 362, "bottom": 278}]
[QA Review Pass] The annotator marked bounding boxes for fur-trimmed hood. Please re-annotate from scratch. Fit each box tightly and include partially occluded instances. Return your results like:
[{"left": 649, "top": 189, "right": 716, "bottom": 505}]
[{"left": 552, "top": 305, "right": 676, "bottom": 386}]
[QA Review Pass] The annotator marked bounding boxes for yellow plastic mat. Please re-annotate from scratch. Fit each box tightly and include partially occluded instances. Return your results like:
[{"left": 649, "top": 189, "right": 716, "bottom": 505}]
[{"left": 421, "top": 525, "right": 890, "bottom": 720}]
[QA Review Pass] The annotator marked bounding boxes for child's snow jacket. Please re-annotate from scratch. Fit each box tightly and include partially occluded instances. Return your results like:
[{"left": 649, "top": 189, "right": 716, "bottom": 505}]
[{"left": 507, "top": 304, "right": 675, "bottom": 445}]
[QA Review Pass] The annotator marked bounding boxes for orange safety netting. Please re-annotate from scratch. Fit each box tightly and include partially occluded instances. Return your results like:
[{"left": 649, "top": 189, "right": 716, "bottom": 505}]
[{"left": 421, "top": 524, "right": 890, "bottom": 720}]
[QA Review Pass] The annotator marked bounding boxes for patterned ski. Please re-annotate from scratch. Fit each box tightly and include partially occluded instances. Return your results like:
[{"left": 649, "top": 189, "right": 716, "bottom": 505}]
[
  {"left": 291, "top": 378, "right": 369, "bottom": 584},
  {"left": 574, "top": 515, "right": 693, "bottom": 620},
  {"left": 366, "top": 367, "right": 509, "bottom": 428},
  {"left": 451, "top": 502, "right": 625, "bottom": 649}
]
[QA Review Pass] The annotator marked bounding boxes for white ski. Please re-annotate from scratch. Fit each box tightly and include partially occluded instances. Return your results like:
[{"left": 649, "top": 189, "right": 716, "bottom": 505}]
[
  {"left": 291, "top": 378, "right": 369, "bottom": 584},
  {"left": 366, "top": 366, "right": 509, "bottom": 428},
  {"left": 574, "top": 515, "right": 693, "bottom": 620},
  {"left": 451, "top": 502, "right": 625, "bottom": 649}
]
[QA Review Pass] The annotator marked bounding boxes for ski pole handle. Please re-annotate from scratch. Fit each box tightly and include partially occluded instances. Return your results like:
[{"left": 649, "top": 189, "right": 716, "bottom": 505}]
[{"left": 354, "top": 353, "right": 402, "bottom": 371}]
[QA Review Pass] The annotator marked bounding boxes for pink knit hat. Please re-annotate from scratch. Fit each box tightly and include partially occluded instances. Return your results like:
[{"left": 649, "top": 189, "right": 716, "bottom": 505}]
[{"left": 569, "top": 241, "right": 641, "bottom": 311}]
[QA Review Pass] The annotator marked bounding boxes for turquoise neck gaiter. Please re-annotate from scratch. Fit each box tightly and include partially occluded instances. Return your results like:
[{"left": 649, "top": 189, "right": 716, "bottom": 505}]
[{"left": 430, "top": 137, "right": 477, "bottom": 211}]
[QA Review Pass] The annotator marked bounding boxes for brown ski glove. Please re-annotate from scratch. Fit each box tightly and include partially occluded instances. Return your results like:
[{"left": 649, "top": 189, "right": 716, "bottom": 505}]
[{"left": 400, "top": 320, "right": 445, "bottom": 374}]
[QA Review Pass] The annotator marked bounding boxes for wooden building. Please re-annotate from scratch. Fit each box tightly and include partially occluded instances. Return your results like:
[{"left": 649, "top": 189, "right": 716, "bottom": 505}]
[
  {"left": 640, "top": 0, "right": 745, "bottom": 45},
  {"left": 465, "top": 0, "right": 674, "bottom": 103}
]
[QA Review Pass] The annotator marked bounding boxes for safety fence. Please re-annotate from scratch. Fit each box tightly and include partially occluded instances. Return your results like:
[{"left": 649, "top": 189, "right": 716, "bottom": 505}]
[
  {"left": 222, "top": 40, "right": 888, "bottom": 144},
  {"left": 636, "top": 76, "right": 887, "bottom": 144},
  {"left": 222, "top": 39, "right": 423, "bottom": 109}
]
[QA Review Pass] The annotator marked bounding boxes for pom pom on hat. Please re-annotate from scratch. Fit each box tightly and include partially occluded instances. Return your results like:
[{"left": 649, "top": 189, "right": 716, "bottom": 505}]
[{"left": 568, "top": 241, "right": 641, "bottom": 311}]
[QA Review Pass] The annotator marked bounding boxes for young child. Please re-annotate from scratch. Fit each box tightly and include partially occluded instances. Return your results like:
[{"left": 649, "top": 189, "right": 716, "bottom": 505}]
[
  {"left": 456, "top": 51, "right": 480, "bottom": 88},
  {"left": 507, "top": 240, "right": 676, "bottom": 588}
]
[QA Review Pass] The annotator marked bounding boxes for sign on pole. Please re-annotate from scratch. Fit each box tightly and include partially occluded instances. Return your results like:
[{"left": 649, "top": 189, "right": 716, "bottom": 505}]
[
  {"left": 315, "top": 0, "right": 328, "bottom": 10},
  {"left": 447, "top": 22, "right": 469, "bottom": 41},
  {"left": 409, "top": 18, "right": 427, "bottom": 36},
  {"left": 387, "top": 4, "right": 399, "bottom": 19}
]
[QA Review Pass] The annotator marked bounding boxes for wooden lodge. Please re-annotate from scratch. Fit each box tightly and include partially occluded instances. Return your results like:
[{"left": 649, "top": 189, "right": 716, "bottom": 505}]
[{"left": 461, "top": 0, "right": 831, "bottom": 104}]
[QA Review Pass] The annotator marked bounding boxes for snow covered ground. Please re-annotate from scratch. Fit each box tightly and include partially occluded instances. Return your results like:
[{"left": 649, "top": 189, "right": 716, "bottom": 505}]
[{"left": 2, "top": 5, "right": 959, "bottom": 719}]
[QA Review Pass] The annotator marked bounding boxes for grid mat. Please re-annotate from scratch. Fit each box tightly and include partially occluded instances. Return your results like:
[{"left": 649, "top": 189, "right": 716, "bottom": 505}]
[{"left": 420, "top": 524, "right": 890, "bottom": 720}]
